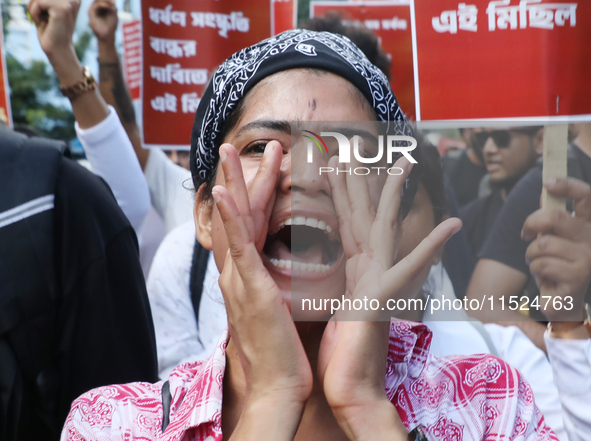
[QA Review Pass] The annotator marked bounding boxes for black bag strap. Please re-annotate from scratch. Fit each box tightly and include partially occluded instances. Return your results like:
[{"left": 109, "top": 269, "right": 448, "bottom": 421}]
[
  {"left": 161, "top": 380, "right": 172, "bottom": 432},
  {"left": 188, "top": 239, "right": 211, "bottom": 323}
]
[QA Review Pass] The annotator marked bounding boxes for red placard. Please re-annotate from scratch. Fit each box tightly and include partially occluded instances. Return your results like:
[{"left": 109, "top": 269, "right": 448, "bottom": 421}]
[
  {"left": 141, "top": 1, "right": 273, "bottom": 147},
  {"left": 0, "top": 4, "right": 12, "bottom": 128},
  {"left": 273, "top": 0, "right": 297, "bottom": 35},
  {"left": 122, "top": 20, "right": 142, "bottom": 101},
  {"left": 414, "top": 0, "right": 591, "bottom": 121},
  {"left": 311, "top": 2, "right": 416, "bottom": 120}
]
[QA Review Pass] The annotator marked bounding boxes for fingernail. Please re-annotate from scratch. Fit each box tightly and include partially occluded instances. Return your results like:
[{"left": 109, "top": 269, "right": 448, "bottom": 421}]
[
  {"left": 265, "top": 141, "right": 278, "bottom": 153},
  {"left": 544, "top": 178, "right": 556, "bottom": 187},
  {"left": 539, "top": 235, "right": 548, "bottom": 247},
  {"left": 219, "top": 150, "right": 227, "bottom": 163},
  {"left": 212, "top": 189, "right": 221, "bottom": 203},
  {"left": 406, "top": 161, "right": 414, "bottom": 174}
]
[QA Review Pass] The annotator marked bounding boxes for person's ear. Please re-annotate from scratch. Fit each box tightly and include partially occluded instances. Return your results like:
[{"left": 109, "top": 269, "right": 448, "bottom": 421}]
[
  {"left": 194, "top": 183, "right": 214, "bottom": 251},
  {"left": 533, "top": 128, "right": 544, "bottom": 156}
]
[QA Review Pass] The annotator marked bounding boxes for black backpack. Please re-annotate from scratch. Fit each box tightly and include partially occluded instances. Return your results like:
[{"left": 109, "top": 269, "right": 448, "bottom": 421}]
[{"left": 0, "top": 131, "right": 68, "bottom": 441}]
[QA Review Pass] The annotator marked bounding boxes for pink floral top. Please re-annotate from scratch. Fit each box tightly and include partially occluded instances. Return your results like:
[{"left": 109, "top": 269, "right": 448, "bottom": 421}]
[{"left": 62, "top": 321, "right": 557, "bottom": 441}]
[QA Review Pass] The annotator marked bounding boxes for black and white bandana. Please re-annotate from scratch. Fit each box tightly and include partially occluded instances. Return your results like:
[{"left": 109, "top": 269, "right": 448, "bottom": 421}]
[{"left": 190, "top": 29, "right": 421, "bottom": 215}]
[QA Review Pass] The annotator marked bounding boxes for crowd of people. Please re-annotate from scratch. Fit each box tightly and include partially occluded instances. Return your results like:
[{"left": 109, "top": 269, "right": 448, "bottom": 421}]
[{"left": 1, "top": 0, "right": 590, "bottom": 440}]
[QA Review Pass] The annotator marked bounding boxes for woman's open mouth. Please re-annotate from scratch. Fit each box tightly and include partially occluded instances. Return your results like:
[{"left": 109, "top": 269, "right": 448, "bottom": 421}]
[{"left": 263, "top": 215, "right": 343, "bottom": 278}]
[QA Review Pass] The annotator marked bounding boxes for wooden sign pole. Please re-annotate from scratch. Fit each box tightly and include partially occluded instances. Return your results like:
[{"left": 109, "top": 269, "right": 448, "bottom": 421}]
[{"left": 542, "top": 124, "right": 569, "bottom": 211}]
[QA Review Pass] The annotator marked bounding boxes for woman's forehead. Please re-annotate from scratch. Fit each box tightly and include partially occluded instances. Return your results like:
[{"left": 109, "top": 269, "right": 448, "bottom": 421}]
[{"left": 233, "top": 69, "right": 375, "bottom": 129}]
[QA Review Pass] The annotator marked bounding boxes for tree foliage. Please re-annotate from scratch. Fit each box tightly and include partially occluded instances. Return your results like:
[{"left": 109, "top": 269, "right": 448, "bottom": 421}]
[
  {"left": 1, "top": 0, "right": 11, "bottom": 38},
  {"left": 74, "top": 29, "right": 92, "bottom": 64},
  {"left": 1, "top": 0, "right": 93, "bottom": 141},
  {"left": 6, "top": 54, "right": 77, "bottom": 139}
]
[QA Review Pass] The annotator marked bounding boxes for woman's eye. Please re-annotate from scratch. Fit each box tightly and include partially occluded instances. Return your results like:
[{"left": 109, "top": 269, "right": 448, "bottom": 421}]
[{"left": 242, "top": 141, "right": 268, "bottom": 155}]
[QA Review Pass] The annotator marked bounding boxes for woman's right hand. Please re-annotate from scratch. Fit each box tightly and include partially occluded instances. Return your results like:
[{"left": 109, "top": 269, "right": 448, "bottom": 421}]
[{"left": 212, "top": 142, "right": 313, "bottom": 439}]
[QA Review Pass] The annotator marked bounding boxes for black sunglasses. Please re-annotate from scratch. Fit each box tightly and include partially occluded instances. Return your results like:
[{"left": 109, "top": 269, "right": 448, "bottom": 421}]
[{"left": 473, "top": 127, "right": 541, "bottom": 149}]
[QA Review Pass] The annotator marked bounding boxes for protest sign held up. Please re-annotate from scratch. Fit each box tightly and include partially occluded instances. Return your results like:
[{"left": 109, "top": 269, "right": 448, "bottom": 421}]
[
  {"left": 122, "top": 19, "right": 142, "bottom": 101},
  {"left": 141, "top": 0, "right": 275, "bottom": 148},
  {"left": 311, "top": 1, "right": 416, "bottom": 120}
]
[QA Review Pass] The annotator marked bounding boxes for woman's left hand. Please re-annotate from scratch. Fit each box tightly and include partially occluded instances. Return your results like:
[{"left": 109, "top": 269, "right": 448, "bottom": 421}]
[{"left": 318, "top": 151, "right": 461, "bottom": 441}]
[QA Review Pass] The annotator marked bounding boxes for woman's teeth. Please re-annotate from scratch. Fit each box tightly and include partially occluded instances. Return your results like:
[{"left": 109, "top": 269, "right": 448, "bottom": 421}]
[
  {"left": 269, "top": 259, "right": 331, "bottom": 273},
  {"left": 275, "top": 217, "right": 333, "bottom": 234}
]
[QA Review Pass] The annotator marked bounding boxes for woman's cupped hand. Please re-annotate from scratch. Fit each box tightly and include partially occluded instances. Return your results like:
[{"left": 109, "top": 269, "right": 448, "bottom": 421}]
[{"left": 318, "top": 150, "right": 461, "bottom": 440}]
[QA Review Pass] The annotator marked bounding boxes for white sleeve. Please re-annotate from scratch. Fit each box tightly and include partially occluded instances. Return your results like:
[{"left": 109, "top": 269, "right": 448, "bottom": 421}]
[
  {"left": 544, "top": 332, "right": 591, "bottom": 441},
  {"left": 484, "top": 324, "right": 567, "bottom": 440},
  {"left": 144, "top": 148, "right": 194, "bottom": 232},
  {"left": 75, "top": 106, "right": 150, "bottom": 232}
]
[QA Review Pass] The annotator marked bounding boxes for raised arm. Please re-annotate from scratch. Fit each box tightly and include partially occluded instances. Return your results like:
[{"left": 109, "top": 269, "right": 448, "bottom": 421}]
[
  {"left": 466, "top": 259, "right": 547, "bottom": 350},
  {"left": 29, "top": 0, "right": 150, "bottom": 232},
  {"left": 89, "top": 0, "right": 149, "bottom": 169},
  {"left": 89, "top": 0, "right": 195, "bottom": 231},
  {"left": 466, "top": 166, "right": 548, "bottom": 351},
  {"left": 28, "top": 0, "right": 108, "bottom": 128}
]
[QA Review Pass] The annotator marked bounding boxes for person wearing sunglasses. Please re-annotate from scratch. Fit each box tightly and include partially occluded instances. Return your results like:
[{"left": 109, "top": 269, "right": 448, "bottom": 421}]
[
  {"left": 459, "top": 126, "right": 543, "bottom": 259},
  {"left": 442, "top": 128, "right": 489, "bottom": 208}
]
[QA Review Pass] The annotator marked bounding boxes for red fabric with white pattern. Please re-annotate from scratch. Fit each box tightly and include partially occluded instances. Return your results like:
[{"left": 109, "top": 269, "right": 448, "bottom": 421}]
[{"left": 62, "top": 321, "right": 557, "bottom": 441}]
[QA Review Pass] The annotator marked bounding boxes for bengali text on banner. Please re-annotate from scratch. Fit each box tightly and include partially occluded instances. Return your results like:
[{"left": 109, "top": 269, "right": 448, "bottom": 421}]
[
  {"left": 141, "top": 0, "right": 277, "bottom": 148},
  {"left": 416, "top": 0, "right": 591, "bottom": 121},
  {"left": 311, "top": 1, "right": 416, "bottom": 120},
  {"left": 312, "top": 0, "right": 591, "bottom": 122},
  {"left": 123, "top": 19, "right": 142, "bottom": 101}
]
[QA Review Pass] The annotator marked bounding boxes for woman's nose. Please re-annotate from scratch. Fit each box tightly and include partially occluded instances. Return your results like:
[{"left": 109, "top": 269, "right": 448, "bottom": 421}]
[{"left": 281, "top": 142, "right": 331, "bottom": 196}]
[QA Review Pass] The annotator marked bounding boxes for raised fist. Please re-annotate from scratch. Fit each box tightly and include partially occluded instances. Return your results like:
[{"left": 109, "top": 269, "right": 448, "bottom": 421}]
[
  {"left": 89, "top": 0, "right": 118, "bottom": 44},
  {"left": 28, "top": 0, "right": 81, "bottom": 57}
]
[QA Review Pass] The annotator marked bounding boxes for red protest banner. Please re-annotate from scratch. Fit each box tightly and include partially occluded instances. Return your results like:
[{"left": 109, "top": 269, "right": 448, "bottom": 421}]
[
  {"left": 311, "top": 1, "right": 416, "bottom": 120},
  {"left": 414, "top": 0, "right": 591, "bottom": 121},
  {"left": 273, "top": 0, "right": 297, "bottom": 35},
  {"left": 122, "top": 19, "right": 142, "bottom": 101},
  {"left": 141, "top": 0, "right": 273, "bottom": 148},
  {"left": 0, "top": 4, "right": 12, "bottom": 127}
]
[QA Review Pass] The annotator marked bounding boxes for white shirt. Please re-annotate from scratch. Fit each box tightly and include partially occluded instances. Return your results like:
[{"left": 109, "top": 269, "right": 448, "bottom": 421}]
[
  {"left": 76, "top": 108, "right": 190, "bottom": 275},
  {"left": 75, "top": 106, "right": 150, "bottom": 232},
  {"left": 144, "top": 148, "right": 193, "bottom": 232},
  {"left": 545, "top": 332, "right": 591, "bottom": 441},
  {"left": 419, "top": 263, "right": 568, "bottom": 440},
  {"left": 146, "top": 221, "right": 226, "bottom": 379}
]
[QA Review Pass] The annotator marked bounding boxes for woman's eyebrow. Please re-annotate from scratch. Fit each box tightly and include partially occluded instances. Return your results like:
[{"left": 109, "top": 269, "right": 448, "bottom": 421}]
[
  {"left": 235, "top": 119, "right": 292, "bottom": 137},
  {"left": 322, "top": 126, "right": 379, "bottom": 146},
  {"left": 235, "top": 121, "right": 378, "bottom": 146}
]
